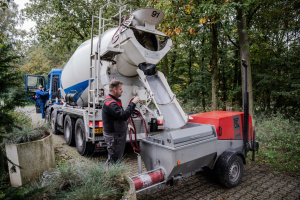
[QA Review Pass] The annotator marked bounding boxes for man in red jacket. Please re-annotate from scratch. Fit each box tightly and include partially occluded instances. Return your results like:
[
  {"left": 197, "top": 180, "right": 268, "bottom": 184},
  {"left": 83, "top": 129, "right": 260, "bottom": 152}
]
[{"left": 102, "top": 80, "right": 140, "bottom": 165}]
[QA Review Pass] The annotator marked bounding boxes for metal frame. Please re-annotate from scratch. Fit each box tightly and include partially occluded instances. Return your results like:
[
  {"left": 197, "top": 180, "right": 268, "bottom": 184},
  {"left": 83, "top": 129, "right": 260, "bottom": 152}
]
[{"left": 88, "top": 1, "right": 127, "bottom": 143}]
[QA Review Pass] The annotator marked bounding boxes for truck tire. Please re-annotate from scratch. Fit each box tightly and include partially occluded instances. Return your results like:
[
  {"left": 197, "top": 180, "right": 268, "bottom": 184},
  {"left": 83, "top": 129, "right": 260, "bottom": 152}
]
[
  {"left": 75, "top": 118, "right": 94, "bottom": 156},
  {"left": 218, "top": 155, "right": 243, "bottom": 188},
  {"left": 64, "top": 115, "right": 75, "bottom": 146},
  {"left": 51, "top": 111, "right": 59, "bottom": 135}
]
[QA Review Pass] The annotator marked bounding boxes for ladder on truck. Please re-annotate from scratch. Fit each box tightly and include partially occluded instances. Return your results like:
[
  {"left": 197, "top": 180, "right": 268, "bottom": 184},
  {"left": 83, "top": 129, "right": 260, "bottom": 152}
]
[{"left": 88, "top": 2, "right": 128, "bottom": 143}]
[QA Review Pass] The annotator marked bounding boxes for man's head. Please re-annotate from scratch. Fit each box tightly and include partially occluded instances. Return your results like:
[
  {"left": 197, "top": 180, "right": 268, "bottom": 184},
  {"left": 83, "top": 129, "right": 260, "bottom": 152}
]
[
  {"left": 109, "top": 80, "right": 123, "bottom": 98},
  {"left": 39, "top": 85, "right": 43, "bottom": 90}
]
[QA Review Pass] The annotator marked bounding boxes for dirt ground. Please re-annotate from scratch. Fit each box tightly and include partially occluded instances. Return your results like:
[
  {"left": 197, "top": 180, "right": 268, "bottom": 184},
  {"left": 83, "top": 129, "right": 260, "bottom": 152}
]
[{"left": 24, "top": 107, "right": 300, "bottom": 200}]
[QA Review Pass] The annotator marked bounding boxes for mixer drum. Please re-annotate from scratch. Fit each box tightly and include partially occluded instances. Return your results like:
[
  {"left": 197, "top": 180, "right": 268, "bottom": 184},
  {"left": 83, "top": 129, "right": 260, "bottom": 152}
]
[{"left": 113, "top": 28, "right": 172, "bottom": 77}]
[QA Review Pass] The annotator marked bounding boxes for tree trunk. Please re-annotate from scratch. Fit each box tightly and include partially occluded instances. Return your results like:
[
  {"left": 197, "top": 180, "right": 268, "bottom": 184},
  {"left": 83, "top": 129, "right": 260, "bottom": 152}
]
[
  {"left": 211, "top": 23, "right": 218, "bottom": 111},
  {"left": 163, "top": 54, "right": 168, "bottom": 77},
  {"left": 170, "top": 37, "right": 177, "bottom": 73},
  {"left": 189, "top": 36, "right": 193, "bottom": 84},
  {"left": 236, "top": 6, "right": 254, "bottom": 121},
  {"left": 200, "top": 38, "right": 206, "bottom": 112}
]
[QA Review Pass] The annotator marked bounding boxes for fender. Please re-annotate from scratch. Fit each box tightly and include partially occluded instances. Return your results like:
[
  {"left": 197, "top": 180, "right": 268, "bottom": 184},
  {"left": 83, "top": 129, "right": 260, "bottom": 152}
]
[{"left": 214, "top": 150, "right": 245, "bottom": 174}]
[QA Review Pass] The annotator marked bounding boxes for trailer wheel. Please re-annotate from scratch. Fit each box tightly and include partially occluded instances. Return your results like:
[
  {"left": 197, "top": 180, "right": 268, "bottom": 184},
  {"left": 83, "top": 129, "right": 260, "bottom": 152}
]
[
  {"left": 64, "top": 115, "right": 75, "bottom": 146},
  {"left": 51, "top": 111, "right": 59, "bottom": 135},
  {"left": 219, "top": 155, "right": 243, "bottom": 188},
  {"left": 75, "top": 118, "right": 94, "bottom": 156}
]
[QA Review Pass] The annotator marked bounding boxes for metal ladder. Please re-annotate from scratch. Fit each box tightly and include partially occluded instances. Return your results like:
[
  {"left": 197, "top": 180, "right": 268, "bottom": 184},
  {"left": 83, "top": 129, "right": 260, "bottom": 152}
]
[{"left": 87, "top": 1, "right": 128, "bottom": 143}]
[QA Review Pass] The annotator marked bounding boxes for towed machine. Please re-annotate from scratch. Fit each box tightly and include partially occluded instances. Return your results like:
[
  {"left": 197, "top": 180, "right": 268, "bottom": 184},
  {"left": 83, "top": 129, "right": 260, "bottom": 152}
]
[{"left": 25, "top": 3, "right": 258, "bottom": 194}]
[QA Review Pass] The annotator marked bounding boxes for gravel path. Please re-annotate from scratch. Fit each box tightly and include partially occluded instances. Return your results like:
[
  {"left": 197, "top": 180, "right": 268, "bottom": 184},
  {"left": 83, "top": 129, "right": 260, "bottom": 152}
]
[{"left": 23, "top": 106, "right": 300, "bottom": 200}]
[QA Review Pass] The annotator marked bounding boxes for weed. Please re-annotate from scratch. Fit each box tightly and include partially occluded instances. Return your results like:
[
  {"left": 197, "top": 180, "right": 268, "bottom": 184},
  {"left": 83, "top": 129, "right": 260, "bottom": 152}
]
[
  {"left": 4, "top": 123, "right": 50, "bottom": 144},
  {"left": 253, "top": 112, "right": 300, "bottom": 176},
  {"left": 4, "top": 161, "right": 129, "bottom": 200}
]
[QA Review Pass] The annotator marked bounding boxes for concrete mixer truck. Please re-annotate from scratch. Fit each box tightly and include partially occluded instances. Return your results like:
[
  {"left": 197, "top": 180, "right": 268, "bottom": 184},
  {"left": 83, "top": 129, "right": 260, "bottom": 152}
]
[{"left": 25, "top": 3, "right": 258, "bottom": 193}]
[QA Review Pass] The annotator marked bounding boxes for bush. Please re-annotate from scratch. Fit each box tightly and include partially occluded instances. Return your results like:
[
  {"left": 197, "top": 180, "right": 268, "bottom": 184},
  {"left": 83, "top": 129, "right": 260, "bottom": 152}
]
[
  {"left": 5, "top": 161, "right": 129, "bottom": 200},
  {"left": 255, "top": 112, "right": 300, "bottom": 176},
  {"left": 4, "top": 123, "right": 50, "bottom": 145},
  {"left": 0, "top": 111, "right": 35, "bottom": 197}
]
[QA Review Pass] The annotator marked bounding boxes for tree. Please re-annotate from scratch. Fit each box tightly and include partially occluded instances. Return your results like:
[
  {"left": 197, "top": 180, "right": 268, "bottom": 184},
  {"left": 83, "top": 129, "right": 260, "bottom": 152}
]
[
  {"left": 233, "top": 0, "right": 255, "bottom": 119},
  {"left": 0, "top": 0, "right": 27, "bottom": 180},
  {"left": 20, "top": 0, "right": 299, "bottom": 118},
  {"left": 0, "top": 0, "right": 9, "bottom": 11},
  {"left": 0, "top": 36, "right": 28, "bottom": 183}
]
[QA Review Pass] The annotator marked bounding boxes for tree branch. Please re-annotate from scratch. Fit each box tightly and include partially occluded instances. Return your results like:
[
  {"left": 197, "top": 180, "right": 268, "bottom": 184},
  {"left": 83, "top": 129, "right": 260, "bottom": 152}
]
[
  {"left": 226, "top": 34, "right": 239, "bottom": 49},
  {"left": 247, "top": 4, "right": 262, "bottom": 26}
]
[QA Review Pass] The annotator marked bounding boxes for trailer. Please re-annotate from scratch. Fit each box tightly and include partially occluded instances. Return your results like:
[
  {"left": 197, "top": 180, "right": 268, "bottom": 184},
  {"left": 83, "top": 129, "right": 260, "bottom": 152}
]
[{"left": 25, "top": 3, "right": 258, "bottom": 194}]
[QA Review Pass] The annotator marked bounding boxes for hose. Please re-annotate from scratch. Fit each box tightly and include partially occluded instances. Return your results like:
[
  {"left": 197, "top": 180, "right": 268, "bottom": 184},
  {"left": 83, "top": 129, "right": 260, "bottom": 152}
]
[{"left": 128, "top": 98, "right": 148, "bottom": 152}]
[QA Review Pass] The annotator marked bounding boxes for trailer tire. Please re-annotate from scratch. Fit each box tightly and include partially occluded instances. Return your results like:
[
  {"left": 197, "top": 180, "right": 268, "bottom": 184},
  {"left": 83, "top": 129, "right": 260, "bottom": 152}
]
[
  {"left": 64, "top": 115, "right": 75, "bottom": 146},
  {"left": 51, "top": 111, "right": 59, "bottom": 135},
  {"left": 75, "top": 118, "right": 94, "bottom": 156},
  {"left": 218, "top": 155, "right": 243, "bottom": 188}
]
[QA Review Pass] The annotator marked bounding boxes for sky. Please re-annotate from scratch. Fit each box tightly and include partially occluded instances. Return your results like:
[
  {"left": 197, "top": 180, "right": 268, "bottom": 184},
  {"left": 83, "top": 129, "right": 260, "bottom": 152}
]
[{"left": 13, "top": 0, "right": 35, "bottom": 32}]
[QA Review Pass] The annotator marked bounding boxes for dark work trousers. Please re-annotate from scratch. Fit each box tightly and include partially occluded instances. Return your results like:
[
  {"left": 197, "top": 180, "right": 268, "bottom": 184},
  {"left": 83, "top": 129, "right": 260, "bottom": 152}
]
[
  {"left": 104, "top": 120, "right": 127, "bottom": 165},
  {"left": 37, "top": 99, "right": 45, "bottom": 118}
]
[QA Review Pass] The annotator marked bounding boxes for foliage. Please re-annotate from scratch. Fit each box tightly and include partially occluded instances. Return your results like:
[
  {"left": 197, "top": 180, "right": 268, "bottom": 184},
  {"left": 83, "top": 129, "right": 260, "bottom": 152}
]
[
  {"left": 0, "top": 171, "right": 9, "bottom": 199},
  {"left": 21, "top": 45, "right": 54, "bottom": 75},
  {"left": 4, "top": 123, "right": 50, "bottom": 145},
  {"left": 23, "top": 0, "right": 126, "bottom": 70},
  {"left": 0, "top": 111, "right": 33, "bottom": 198},
  {"left": 21, "top": 0, "right": 299, "bottom": 118},
  {"left": 3, "top": 161, "right": 129, "bottom": 200},
  {"left": 253, "top": 113, "right": 300, "bottom": 177},
  {"left": 0, "top": 38, "right": 27, "bottom": 133},
  {"left": 0, "top": 37, "right": 28, "bottom": 184},
  {"left": 0, "top": 0, "right": 9, "bottom": 11}
]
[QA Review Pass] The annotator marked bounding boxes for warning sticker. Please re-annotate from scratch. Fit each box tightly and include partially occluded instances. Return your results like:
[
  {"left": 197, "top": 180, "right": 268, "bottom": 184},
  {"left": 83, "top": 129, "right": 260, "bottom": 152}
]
[{"left": 140, "top": 174, "right": 152, "bottom": 187}]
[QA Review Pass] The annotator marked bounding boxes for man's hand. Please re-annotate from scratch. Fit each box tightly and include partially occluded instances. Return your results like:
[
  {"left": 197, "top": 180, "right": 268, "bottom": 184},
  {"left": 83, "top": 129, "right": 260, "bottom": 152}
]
[
  {"left": 128, "top": 124, "right": 134, "bottom": 132},
  {"left": 132, "top": 96, "right": 140, "bottom": 104}
]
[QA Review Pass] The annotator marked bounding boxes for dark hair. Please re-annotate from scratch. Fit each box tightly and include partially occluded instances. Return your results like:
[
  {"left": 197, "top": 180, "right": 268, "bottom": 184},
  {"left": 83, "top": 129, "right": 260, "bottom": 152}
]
[{"left": 109, "top": 80, "right": 123, "bottom": 92}]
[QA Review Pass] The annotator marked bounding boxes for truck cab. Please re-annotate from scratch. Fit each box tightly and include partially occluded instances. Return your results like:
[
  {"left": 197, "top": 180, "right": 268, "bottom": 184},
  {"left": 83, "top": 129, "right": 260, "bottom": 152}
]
[{"left": 25, "top": 69, "right": 63, "bottom": 113}]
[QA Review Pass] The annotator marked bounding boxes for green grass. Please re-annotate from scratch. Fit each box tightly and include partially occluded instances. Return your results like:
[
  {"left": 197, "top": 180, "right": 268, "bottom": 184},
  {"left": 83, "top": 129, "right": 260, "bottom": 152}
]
[
  {"left": 3, "top": 161, "right": 129, "bottom": 200},
  {"left": 250, "top": 113, "right": 300, "bottom": 177}
]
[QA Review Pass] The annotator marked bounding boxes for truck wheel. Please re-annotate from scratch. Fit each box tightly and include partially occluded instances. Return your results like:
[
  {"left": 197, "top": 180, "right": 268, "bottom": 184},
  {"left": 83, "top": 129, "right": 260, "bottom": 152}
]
[
  {"left": 51, "top": 111, "right": 59, "bottom": 135},
  {"left": 219, "top": 155, "right": 243, "bottom": 188},
  {"left": 64, "top": 115, "right": 75, "bottom": 146},
  {"left": 75, "top": 118, "right": 94, "bottom": 156}
]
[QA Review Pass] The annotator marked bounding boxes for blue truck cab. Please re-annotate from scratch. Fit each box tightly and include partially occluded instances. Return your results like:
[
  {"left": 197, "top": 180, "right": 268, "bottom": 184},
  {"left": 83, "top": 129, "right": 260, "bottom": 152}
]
[{"left": 25, "top": 69, "right": 63, "bottom": 113}]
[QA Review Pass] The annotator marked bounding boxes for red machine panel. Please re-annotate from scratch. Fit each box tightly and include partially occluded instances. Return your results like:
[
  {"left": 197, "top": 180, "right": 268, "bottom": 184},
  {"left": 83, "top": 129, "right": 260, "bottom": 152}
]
[{"left": 188, "top": 111, "right": 253, "bottom": 140}]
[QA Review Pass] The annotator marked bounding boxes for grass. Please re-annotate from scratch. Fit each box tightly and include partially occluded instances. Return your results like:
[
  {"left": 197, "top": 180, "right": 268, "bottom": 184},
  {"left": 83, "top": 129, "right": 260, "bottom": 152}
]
[
  {"left": 4, "top": 123, "right": 50, "bottom": 144},
  {"left": 2, "top": 161, "right": 129, "bottom": 200},
  {"left": 249, "top": 112, "right": 300, "bottom": 177}
]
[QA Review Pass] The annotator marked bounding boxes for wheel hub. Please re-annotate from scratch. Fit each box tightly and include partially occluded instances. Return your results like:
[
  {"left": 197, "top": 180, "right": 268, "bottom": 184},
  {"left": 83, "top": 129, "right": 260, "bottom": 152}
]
[{"left": 229, "top": 162, "right": 240, "bottom": 182}]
